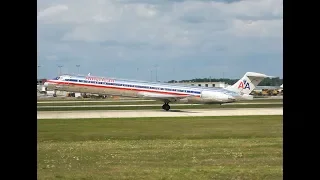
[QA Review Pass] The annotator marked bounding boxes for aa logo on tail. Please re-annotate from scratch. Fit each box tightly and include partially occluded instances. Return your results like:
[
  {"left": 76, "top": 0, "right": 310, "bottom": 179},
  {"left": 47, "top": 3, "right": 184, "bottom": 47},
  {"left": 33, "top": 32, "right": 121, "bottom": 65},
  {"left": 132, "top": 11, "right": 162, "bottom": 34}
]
[{"left": 238, "top": 80, "right": 250, "bottom": 90}]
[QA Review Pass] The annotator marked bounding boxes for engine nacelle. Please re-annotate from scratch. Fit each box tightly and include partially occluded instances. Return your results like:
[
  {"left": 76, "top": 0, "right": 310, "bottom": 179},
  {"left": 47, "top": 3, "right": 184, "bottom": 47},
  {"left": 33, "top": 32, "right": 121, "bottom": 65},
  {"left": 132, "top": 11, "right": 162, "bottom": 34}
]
[
  {"left": 239, "top": 94, "right": 254, "bottom": 100},
  {"left": 200, "top": 90, "right": 235, "bottom": 103}
]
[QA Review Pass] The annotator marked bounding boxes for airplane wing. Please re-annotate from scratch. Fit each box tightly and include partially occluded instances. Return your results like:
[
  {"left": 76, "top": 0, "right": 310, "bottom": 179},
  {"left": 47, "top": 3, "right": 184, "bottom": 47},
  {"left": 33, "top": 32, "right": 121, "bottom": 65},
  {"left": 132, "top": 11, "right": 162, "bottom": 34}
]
[{"left": 137, "top": 92, "right": 195, "bottom": 103}]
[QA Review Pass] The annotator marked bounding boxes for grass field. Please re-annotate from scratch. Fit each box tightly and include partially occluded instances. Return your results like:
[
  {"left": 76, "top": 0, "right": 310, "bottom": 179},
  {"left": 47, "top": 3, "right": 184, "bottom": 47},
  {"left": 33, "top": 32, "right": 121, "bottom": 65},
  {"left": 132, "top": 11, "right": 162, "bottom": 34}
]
[
  {"left": 37, "top": 99, "right": 282, "bottom": 106},
  {"left": 37, "top": 103, "right": 283, "bottom": 111},
  {"left": 38, "top": 115, "right": 283, "bottom": 180}
]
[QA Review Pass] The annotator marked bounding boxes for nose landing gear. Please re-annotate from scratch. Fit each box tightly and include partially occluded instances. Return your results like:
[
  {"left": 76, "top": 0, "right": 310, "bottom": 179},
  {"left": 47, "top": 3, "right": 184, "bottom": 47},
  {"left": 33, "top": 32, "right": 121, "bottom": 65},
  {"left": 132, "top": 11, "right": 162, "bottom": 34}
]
[{"left": 53, "top": 90, "right": 57, "bottom": 97}]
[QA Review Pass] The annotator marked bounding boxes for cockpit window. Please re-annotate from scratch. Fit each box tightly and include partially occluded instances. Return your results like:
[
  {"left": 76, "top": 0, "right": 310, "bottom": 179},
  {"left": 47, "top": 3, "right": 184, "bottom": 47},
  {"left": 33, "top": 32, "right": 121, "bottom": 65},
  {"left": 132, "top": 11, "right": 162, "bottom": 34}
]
[{"left": 52, "top": 77, "right": 60, "bottom": 80}]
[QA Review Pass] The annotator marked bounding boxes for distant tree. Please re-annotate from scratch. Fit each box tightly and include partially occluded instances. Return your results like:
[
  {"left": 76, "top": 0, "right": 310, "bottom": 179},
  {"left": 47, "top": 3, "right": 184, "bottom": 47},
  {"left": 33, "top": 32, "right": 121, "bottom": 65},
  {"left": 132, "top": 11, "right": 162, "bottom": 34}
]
[{"left": 167, "top": 77, "right": 282, "bottom": 86}]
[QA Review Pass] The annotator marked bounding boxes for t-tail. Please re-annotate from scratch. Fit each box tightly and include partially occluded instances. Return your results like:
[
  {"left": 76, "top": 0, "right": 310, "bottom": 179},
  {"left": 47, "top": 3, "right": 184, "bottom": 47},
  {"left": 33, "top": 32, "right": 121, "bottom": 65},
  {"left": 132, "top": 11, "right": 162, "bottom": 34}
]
[{"left": 225, "top": 72, "right": 273, "bottom": 95}]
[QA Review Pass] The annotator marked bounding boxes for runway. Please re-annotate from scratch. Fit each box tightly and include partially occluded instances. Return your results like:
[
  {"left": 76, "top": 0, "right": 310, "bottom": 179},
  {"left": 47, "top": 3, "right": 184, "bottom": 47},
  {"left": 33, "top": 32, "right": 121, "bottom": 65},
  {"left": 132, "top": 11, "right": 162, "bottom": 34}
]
[
  {"left": 37, "top": 102, "right": 282, "bottom": 108},
  {"left": 37, "top": 107, "right": 283, "bottom": 119}
]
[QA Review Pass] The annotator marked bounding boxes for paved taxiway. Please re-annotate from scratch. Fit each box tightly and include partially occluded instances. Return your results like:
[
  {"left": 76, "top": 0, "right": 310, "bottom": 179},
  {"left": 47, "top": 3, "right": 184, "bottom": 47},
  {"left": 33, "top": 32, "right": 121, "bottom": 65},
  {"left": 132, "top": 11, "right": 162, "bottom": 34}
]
[
  {"left": 37, "top": 107, "right": 282, "bottom": 119},
  {"left": 37, "top": 102, "right": 282, "bottom": 108}
]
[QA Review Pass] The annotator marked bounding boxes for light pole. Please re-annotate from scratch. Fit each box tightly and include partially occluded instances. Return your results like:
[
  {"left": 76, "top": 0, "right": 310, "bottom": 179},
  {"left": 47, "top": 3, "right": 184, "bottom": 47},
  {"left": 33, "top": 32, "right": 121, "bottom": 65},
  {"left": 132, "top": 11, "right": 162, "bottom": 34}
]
[
  {"left": 76, "top": 65, "right": 80, "bottom": 74},
  {"left": 58, "top": 65, "right": 63, "bottom": 75},
  {"left": 37, "top": 65, "right": 41, "bottom": 79},
  {"left": 137, "top": 68, "right": 139, "bottom": 79},
  {"left": 154, "top": 65, "right": 158, "bottom": 82}
]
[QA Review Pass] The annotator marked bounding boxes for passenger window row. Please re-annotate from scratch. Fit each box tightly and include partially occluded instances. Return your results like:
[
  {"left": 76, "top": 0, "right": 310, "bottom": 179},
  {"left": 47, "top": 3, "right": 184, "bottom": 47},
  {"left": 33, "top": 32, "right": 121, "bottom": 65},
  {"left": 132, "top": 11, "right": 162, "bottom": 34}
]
[{"left": 63, "top": 79, "right": 201, "bottom": 94}]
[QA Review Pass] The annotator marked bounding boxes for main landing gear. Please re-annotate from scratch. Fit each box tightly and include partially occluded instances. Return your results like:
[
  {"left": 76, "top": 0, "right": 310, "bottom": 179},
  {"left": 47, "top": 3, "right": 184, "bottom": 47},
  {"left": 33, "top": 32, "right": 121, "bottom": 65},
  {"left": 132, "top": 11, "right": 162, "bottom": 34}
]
[{"left": 162, "top": 103, "right": 170, "bottom": 111}]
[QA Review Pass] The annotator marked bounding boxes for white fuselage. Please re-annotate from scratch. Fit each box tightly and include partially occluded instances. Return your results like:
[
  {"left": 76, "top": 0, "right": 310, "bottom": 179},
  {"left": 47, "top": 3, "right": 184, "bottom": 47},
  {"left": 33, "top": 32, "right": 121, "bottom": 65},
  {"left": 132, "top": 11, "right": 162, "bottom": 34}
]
[{"left": 44, "top": 75, "right": 245, "bottom": 104}]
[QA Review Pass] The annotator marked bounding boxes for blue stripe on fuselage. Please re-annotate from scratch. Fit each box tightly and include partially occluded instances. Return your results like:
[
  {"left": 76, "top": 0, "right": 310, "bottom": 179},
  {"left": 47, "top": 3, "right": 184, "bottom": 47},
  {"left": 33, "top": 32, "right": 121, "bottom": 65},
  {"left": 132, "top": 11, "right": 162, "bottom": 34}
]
[{"left": 63, "top": 78, "right": 201, "bottom": 95}]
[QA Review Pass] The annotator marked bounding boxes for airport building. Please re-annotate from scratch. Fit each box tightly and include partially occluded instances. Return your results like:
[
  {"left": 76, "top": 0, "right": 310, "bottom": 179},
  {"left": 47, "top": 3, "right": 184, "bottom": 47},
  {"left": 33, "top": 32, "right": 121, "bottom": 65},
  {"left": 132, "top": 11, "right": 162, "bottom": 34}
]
[
  {"left": 37, "top": 79, "right": 47, "bottom": 92},
  {"left": 37, "top": 79, "right": 47, "bottom": 85},
  {"left": 175, "top": 82, "right": 283, "bottom": 96}
]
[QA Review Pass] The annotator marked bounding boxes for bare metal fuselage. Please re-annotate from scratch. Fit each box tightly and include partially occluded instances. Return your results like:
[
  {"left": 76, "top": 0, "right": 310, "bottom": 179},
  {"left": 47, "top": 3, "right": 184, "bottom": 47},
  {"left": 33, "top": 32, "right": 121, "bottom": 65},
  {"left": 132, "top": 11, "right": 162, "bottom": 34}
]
[{"left": 46, "top": 82, "right": 231, "bottom": 104}]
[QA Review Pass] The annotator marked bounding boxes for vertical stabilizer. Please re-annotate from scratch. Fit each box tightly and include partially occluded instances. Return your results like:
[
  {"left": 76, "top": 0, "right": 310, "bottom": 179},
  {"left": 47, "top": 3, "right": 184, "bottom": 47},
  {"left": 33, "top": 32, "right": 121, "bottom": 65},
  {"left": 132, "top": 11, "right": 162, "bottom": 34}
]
[{"left": 225, "top": 72, "right": 272, "bottom": 95}]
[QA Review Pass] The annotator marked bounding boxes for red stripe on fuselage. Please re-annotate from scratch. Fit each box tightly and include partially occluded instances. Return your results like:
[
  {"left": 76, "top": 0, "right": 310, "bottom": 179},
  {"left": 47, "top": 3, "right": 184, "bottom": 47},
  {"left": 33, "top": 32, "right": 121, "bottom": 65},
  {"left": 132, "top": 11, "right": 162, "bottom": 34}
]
[{"left": 47, "top": 80, "right": 201, "bottom": 97}]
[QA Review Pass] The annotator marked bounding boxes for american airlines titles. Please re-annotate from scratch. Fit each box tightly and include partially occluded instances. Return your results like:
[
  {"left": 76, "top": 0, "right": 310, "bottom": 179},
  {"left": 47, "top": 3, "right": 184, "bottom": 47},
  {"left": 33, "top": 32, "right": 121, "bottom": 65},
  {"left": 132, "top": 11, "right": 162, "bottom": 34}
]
[{"left": 85, "top": 76, "right": 115, "bottom": 83}]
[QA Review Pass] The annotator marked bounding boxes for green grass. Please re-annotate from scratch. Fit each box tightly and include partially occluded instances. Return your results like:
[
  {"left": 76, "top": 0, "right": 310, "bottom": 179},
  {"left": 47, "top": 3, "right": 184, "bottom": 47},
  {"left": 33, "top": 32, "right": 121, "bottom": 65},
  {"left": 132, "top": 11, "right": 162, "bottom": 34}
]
[
  {"left": 37, "top": 99, "right": 282, "bottom": 106},
  {"left": 38, "top": 115, "right": 283, "bottom": 180},
  {"left": 37, "top": 103, "right": 283, "bottom": 111}
]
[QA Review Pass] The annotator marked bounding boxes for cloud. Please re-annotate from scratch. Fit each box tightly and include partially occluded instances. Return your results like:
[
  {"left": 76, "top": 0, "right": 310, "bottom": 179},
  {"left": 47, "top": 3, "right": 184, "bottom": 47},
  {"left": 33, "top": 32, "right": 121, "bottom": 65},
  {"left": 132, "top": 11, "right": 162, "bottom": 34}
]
[
  {"left": 45, "top": 55, "right": 59, "bottom": 61},
  {"left": 37, "top": 0, "right": 283, "bottom": 80},
  {"left": 37, "top": 4, "right": 68, "bottom": 21}
]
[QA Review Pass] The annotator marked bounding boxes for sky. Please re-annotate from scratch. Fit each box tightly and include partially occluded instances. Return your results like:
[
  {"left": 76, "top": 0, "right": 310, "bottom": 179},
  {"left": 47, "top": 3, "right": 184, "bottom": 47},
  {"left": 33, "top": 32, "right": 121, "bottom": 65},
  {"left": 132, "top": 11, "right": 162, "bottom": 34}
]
[{"left": 37, "top": 0, "right": 283, "bottom": 81}]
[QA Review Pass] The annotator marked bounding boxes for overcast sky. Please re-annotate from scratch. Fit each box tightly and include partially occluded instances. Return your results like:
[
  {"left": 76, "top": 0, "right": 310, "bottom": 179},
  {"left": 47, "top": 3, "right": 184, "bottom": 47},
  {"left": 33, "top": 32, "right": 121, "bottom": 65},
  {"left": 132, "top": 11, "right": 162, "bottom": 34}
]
[{"left": 37, "top": 0, "right": 283, "bottom": 81}]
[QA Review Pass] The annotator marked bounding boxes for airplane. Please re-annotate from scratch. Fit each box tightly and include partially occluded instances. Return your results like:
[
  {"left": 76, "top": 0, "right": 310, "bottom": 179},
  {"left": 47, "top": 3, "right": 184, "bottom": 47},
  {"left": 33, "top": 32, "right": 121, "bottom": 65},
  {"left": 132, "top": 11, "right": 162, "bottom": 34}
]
[{"left": 44, "top": 72, "right": 272, "bottom": 111}]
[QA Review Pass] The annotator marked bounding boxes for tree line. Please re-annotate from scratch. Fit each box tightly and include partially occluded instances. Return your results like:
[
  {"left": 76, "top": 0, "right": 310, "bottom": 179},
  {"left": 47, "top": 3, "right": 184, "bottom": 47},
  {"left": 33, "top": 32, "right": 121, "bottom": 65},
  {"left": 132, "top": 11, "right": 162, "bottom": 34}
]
[{"left": 167, "top": 77, "right": 283, "bottom": 86}]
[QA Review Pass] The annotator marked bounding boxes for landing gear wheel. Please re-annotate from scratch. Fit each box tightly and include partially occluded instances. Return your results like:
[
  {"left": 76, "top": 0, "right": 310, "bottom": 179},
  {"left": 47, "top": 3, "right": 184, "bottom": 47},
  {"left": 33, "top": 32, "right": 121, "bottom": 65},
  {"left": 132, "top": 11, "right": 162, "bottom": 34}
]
[
  {"left": 53, "top": 90, "right": 57, "bottom": 97},
  {"left": 162, "top": 103, "right": 170, "bottom": 111}
]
